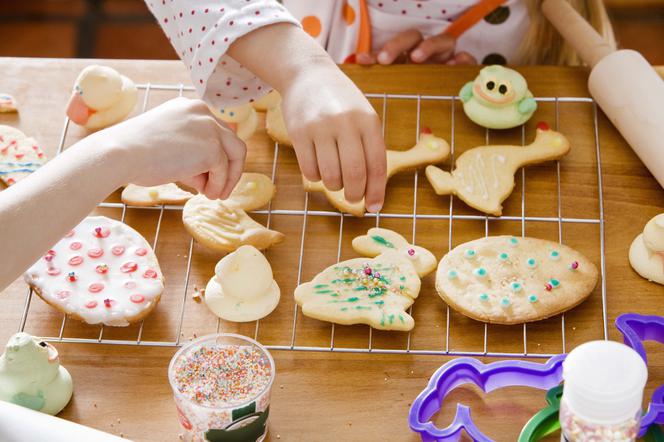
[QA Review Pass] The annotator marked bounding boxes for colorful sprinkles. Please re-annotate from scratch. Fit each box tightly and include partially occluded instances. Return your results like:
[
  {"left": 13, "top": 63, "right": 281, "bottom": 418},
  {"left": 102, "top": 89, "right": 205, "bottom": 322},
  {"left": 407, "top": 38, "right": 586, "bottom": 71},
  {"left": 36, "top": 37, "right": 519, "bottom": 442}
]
[{"left": 173, "top": 344, "right": 272, "bottom": 407}]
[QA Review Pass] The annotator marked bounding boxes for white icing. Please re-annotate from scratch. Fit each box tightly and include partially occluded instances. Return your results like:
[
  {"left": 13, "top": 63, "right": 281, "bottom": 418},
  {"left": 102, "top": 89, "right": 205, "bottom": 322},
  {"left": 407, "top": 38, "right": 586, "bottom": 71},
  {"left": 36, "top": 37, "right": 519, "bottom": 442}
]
[
  {"left": 24, "top": 216, "right": 164, "bottom": 326},
  {"left": 629, "top": 213, "right": 664, "bottom": 285},
  {"left": 204, "top": 246, "right": 280, "bottom": 322}
]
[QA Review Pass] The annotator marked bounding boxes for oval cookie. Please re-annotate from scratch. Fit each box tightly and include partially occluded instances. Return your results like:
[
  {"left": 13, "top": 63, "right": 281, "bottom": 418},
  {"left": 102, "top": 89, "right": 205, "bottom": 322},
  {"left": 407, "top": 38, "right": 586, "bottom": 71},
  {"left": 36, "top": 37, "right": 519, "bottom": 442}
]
[
  {"left": 24, "top": 216, "right": 164, "bottom": 326},
  {"left": 436, "top": 236, "right": 598, "bottom": 324}
]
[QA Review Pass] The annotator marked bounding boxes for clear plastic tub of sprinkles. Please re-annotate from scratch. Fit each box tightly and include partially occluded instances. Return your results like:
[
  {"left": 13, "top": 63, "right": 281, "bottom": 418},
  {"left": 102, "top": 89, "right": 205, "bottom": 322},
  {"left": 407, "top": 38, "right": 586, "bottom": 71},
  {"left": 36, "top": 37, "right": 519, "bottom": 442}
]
[{"left": 168, "top": 333, "right": 275, "bottom": 442}]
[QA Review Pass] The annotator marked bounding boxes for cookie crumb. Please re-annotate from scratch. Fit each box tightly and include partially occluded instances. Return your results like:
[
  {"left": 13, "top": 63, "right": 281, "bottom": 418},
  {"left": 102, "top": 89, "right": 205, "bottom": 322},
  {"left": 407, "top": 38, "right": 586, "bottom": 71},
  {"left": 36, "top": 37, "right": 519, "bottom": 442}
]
[
  {"left": 572, "top": 326, "right": 576, "bottom": 331},
  {"left": 178, "top": 434, "right": 184, "bottom": 440},
  {"left": 192, "top": 287, "right": 204, "bottom": 303},
  {"left": 93, "top": 403, "right": 97, "bottom": 408},
  {"left": 279, "top": 384, "right": 284, "bottom": 389},
  {"left": 276, "top": 435, "right": 281, "bottom": 439},
  {"left": 117, "top": 419, "right": 121, "bottom": 424},
  {"left": 120, "top": 434, "right": 124, "bottom": 438},
  {"left": 410, "top": 370, "right": 414, "bottom": 375}
]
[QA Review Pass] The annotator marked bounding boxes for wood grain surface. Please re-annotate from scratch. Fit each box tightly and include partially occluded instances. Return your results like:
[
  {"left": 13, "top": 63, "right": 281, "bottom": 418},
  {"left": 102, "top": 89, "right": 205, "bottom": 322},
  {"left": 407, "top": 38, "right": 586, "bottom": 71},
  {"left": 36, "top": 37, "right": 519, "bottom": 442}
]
[{"left": 0, "top": 58, "right": 662, "bottom": 442}]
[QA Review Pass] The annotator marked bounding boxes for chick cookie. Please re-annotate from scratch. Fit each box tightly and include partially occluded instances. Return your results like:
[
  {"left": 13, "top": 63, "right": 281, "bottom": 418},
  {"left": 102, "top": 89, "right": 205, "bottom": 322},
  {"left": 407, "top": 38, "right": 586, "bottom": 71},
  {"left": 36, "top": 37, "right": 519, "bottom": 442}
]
[
  {"left": 24, "top": 216, "right": 164, "bottom": 327},
  {"left": 0, "top": 333, "right": 73, "bottom": 415},
  {"left": 460, "top": 65, "right": 537, "bottom": 129},
  {"left": 66, "top": 65, "right": 137, "bottom": 130}
]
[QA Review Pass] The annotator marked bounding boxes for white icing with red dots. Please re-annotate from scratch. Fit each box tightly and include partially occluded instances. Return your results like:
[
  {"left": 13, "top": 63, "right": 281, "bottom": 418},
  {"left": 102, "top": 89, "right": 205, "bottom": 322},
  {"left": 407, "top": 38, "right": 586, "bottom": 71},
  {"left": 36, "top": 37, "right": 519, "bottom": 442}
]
[{"left": 24, "top": 216, "right": 164, "bottom": 326}]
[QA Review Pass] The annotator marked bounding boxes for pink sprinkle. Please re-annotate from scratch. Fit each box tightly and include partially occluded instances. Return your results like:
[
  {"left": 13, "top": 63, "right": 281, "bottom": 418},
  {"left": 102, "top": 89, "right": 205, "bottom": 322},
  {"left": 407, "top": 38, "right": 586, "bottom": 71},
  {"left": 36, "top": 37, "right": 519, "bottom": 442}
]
[
  {"left": 89, "top": 282, "right": 105, "bottom": 293},
  {"left": 56, "top": 290, "right": 71, "bottom": 300},
  {"left": 44, "top": 254, "right": 54, "bottom": 262},
  {"left": 135, "top": 248, "right": 148, "bottom": 256},
  {"left": 47, "top": 268, "right": 61, "bottom": 276},
  {"left": 95, "top": 264, "right": 109, "bottom": 274},
  {"left": 364, "top": 267, "right": 372, "bottom": 275},
  {"left": 103, "top": 298, "right": 114, "bottom": 308},
  {"left": 70, "top": 241, "right": 82, "bottom": 250},
  {"left": 408, "top": 249, "right": 415, "bottom": 256},
  {"left": 545, "top": 283, "right": 553, "bottom": 291},
  {"left": 65, "top": 230, "right": 75, "bottom": 238},
  {"left": 47, "top": 249, "right": 56, "bottom": 256},
  {"left": 121, "top": 262, "right": 138, "bottom": 273},
  {"left": 130, "top": 294, "right": 145, "bottom": 303},
  {"left": 124, "top": 281, "right": 137, "bottom": 289},
  {"left": 571, "top": 261, "right": 579, "bottom": 270},
  {"left": 85, "top": 301, "right": 97, "bottom": 309},
  {"left": 111, "top": 245, "right": 125, "bottom": 256},
  {"left": 143, "top": 269, "right": 158, "bottom": 279},
  {"left": 68, "top": 255, "right": 84, "bottom": 266},
  {"left": 88, "top": 248, "right": 104, "bottom": 258}
]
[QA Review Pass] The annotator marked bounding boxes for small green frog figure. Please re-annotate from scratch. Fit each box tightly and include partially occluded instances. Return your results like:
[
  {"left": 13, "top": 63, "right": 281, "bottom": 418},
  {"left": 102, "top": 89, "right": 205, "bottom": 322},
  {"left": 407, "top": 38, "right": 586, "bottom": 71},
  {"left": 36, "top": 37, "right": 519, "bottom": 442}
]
[{"left": 459, "top": 65, "right": 537, "bottom": 129}]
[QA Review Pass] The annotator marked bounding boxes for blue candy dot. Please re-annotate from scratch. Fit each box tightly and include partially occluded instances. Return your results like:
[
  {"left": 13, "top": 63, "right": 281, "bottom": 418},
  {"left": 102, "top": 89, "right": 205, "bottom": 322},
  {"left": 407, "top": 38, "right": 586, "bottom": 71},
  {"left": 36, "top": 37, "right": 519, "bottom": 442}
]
[
  {"left": 447, "top": 270, "right": 458, "bottom": 280},
  {"left": 510, "top": 282, "right": 523, "bottom": 292},
  {"left": 479, "top": 293, "right": 489, "bottom": 301},
  {"left": 501, "top": 298, "right": 510, "bottom": 306},
  {"left": 499, "top": 252, "right": 509, "bottom": 261},
  {"left": 529, "top": 295, "right": 538, "bottom": 303}
]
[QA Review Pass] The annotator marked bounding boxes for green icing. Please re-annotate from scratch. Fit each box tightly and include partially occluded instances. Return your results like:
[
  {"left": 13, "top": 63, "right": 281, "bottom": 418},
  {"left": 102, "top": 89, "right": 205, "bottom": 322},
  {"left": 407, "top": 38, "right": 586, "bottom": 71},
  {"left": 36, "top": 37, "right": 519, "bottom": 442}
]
[
  {"left": 399, "top": 276, "right": 406, "bottom": 281},
  {"left": 341, "top": 307, "right": 348, "bottom": 312},
  {"left": 389, "top": 314, "right": 395, "bottom": 324},
  {"left": 354, "top": 286, "right": 368, "bottom": 291},
  {"left": 11, "top": 391, "right": 45, "bottom": 411},
  {"left": 315, "top": 290, "right": 334, "bottom": 294},
  {"left": 314, "top": 284, "right": 328, "bottom": 289},
  {"left": 374, "top": 301, "right": 385, "bottom": 306},
  {"left": 347, "top": 297, "right": 359, "bottom": 302},
  {"left": 398, "top": 315, "right": 405, "bottom": 324},
  {"left": 332, "top": 278, "right": 356, "bottom": 284},
  {"left": 355, "top": 306, "right": 371, "bottom": 311},
  {"left": 371, "top": 235, "right": 395, "bottom": 249}
]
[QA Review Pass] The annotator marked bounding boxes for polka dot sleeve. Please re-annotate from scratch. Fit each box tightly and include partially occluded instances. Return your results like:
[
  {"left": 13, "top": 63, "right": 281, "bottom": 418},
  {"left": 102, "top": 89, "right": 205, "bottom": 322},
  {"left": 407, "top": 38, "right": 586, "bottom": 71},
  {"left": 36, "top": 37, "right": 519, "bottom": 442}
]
[{"left": 145, "top": 0, "right": 301, "bottom": 108}]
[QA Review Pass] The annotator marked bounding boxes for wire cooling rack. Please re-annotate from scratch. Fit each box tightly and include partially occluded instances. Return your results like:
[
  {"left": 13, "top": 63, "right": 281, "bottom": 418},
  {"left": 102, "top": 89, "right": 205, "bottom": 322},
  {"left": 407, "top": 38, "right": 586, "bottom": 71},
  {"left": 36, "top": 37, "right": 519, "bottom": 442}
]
[{"left": 17, "top": 83, "right": 607, "bottom": 359}]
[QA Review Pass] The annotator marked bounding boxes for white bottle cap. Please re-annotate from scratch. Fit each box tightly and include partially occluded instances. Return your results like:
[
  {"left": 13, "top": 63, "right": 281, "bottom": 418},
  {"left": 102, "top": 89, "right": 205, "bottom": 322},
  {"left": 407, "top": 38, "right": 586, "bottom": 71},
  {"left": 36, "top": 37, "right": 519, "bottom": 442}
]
[{"left": 563, "top": 340, "right": 648, "bottom": 424}]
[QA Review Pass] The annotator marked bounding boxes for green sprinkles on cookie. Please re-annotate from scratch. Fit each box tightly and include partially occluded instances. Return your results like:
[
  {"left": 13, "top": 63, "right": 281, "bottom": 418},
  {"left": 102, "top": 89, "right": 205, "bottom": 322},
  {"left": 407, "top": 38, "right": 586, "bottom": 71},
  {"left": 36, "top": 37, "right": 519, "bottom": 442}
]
[
  {"left": 464, "top": 249, "right": 476, "bottom": 259},
  {"left": 528, "top": 294, "right": 538, "bottom": 303},
  {"left": 371, "top": 235, "right": 395, "bottom": 249},
  {"left": 448, "top": 269, "right": 458, "bottom": 279}
]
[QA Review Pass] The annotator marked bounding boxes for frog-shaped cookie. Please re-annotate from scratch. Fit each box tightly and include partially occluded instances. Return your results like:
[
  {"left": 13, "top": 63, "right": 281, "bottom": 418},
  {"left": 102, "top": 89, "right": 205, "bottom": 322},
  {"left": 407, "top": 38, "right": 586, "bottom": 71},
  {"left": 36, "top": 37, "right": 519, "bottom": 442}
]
[
  {"left": 460, "top": 65, "right": 537, "bottom": 129},
  {"left": 0, "top": 333, "right": 73, "bottom": 415}
]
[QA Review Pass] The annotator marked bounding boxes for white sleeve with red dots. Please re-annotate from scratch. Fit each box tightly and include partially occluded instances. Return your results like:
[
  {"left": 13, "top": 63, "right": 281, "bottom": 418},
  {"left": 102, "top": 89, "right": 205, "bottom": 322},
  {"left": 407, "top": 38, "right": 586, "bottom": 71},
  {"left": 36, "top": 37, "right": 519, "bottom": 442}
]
[{"left": 145, "top": 0, "right": 301, "bottom": 108}]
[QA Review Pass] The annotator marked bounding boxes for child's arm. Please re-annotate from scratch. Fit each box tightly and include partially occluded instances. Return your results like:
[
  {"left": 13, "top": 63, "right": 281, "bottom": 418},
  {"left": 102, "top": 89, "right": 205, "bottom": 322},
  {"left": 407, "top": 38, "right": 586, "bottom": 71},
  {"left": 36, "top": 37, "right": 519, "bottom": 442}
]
[
  {"left": 0, "top": 98, "right": 244, "bottom": 291},
  {"left": 146, "top": 1, "right": 387, "bottom": 212},
  {"left": 227, "top": 23, "right": 387, "bottom": 212}
]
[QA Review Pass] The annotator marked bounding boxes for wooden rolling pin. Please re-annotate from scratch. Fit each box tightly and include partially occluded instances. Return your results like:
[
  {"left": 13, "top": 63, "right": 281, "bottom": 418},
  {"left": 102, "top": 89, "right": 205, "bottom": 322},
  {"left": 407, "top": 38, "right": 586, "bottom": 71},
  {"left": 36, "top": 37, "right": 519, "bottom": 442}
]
[{"left": 543, "top": 0, "right": 664, "bottom": 189}]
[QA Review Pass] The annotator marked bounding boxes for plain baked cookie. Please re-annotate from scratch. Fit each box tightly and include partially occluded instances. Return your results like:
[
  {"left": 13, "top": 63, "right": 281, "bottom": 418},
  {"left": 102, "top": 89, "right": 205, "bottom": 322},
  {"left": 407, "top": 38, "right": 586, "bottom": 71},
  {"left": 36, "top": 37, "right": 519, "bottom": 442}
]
[
  {"left": 435, "top": 235, "right": 598, "bottom": 325},
  {"left": 629, "top": 213, "right": 664, "bottom": 285},
  {"left": 182, "top": 173, "right": 283, "bottom": 252},
  {"left": 24, "top": 216, "right": 164, "bottom": 326},
  {"left": 204, "top": 245, "right": 280, "bottom": 322},
  {"left": 426, "top": 123, "right": 570, "bottom": 216},
  {"left": 295, "top": 228, "right": 436, "bottom": 331},
  {"left": 304, "top": 129, "right": 450, "bottom": 217},
  {"left": 121, "top": 183, "right": 194, "bottom": 207},
  {"left": 0, "top": 125, "right": 47, "bottom": 187}
]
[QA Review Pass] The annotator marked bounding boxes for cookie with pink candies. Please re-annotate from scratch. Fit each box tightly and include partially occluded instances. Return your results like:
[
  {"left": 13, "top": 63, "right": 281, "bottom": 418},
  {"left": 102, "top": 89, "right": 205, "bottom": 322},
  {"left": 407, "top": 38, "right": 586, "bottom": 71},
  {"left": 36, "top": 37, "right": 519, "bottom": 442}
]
[
  {"left": 24, "top": 216, "right": 164, "bottom": 326},
  {"left": 0, "top": 125, "right": 47, "bottom": 187}
]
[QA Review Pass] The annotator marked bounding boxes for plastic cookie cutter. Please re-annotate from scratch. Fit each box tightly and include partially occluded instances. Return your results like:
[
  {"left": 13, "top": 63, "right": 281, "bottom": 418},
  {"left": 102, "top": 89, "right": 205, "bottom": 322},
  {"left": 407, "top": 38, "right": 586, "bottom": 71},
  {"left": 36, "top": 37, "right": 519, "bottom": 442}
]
[
  {"left": 408, "top": 354, "right": 566, "bottom": 442},
  {"left": 519, "top": 313, "right": 664, "bottom": 442},
  {"left": 616, "top": 313, "right": 664, "bottom": 438}
]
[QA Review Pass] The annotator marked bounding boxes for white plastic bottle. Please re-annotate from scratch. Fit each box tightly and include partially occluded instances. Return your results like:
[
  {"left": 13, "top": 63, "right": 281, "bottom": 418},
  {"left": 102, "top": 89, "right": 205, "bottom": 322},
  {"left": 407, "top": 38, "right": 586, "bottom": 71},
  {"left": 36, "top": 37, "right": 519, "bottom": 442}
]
[{"left": 560, "top": 341, "right": 648, "bottom": 442}]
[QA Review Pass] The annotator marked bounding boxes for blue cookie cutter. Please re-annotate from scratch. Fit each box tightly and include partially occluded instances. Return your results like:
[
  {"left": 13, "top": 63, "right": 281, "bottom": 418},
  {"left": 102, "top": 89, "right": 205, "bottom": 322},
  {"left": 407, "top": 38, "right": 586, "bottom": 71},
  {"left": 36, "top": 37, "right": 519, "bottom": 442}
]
[{"left": 408, "top": 354, "right": 566, "bottom": 441}]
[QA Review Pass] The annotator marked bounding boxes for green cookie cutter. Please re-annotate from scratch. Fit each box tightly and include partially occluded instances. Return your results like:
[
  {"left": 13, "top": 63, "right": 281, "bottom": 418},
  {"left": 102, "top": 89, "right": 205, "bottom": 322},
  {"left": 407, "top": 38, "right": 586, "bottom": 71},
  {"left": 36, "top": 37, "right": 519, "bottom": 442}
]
[{"left": 518, "top": 386, "right": 664, "bottom": 442}]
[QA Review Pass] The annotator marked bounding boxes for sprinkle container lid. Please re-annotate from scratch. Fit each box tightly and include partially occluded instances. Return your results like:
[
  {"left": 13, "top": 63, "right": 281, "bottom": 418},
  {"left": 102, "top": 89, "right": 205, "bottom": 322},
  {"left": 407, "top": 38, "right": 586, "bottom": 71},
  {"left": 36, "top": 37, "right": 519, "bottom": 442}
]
[{"left": 562, "top": 340, "right": 647, "bottom": 424}]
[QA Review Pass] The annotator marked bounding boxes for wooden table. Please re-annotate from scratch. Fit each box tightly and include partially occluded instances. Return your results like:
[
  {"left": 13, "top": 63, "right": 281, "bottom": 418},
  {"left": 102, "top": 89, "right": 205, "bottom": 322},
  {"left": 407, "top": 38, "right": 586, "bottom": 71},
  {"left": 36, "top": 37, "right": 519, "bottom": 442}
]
[{"left": 1, "top": 58, "right": 663, "bottom": 441}]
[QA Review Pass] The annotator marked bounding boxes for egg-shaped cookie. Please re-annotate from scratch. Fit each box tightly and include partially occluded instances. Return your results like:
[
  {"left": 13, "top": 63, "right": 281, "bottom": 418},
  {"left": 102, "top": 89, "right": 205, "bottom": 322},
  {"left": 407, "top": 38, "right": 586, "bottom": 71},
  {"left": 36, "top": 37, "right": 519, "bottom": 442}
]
[{"left": 436, "top": 236, "right": 598, "bottom": 324}]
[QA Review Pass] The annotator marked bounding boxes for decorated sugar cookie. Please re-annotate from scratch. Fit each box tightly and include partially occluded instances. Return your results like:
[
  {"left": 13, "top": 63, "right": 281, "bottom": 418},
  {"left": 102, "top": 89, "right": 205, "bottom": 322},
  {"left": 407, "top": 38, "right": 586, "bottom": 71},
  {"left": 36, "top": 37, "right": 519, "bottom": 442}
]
[
  {"left": 0, "top": 333, "right": 73, "bottom": 415},
  {"left": 426, "top": 123, "right": 570, "bottom": 216},
  {"left": 304, "top": 130, "right": 450, "bottom": 217},
  {"left": 294, "top": 228, "right": 436, "bottom": 331},
  {"left": 205, "top": 245, "right": 280, "bottom": 322},
  {"left": 629, "top": 213, "right": 664, "bottom": 285},
  {"left": 435, "top": 236, "right": 598, "bottom": 325},
  {"left": 266, "top": 104, "right": 291, "bottom": 146},
  {"left": 460, "top": 65, "right": 537, "bottom": 129},
  {"left": 0, "top": 93, "right": 18, "bottom": 113},
  {"left": 182, "top": 173, "right": 283, "bottom": 252},
  {"left": 210, "top": 104, "right": 258, "bottom": 141},
  {"left": 0, "top": 125, "right": 47, "bottom": 187},
  {"left": 121, "top": 183, "right": 193, "bottom": 207},
  {"left": 24, "top": 216, "right": 164, "bottom": 326},
  {"left": 66, "top": 65, "right": 137, "bottom": 130},
  {"left": 252, "top": 90, "right": 281, "bottom": 112}
]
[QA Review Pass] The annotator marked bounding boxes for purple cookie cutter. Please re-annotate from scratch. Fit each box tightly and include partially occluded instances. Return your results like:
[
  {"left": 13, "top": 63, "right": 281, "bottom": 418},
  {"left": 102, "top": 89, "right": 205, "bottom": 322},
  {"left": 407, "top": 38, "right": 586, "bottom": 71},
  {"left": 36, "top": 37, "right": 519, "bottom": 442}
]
[
  {"left": 408, "top": 354, "right": 566, "bottom": 442},
  {"left": 616, "top": 313, "right": 664, "bottom": 437}
]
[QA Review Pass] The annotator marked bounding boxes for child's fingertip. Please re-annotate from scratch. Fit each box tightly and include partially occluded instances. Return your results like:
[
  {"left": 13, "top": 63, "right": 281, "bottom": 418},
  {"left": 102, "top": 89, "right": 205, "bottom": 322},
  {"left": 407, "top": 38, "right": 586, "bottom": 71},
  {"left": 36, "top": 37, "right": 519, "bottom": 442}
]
[
  {"left": 367, "top": 202, "right": 383, "bottom": 214},
  {"left": 411, "top": 49, "right": 424, "bottom": 62},
  {"left": 377, "top": 51, "right": 390, "bottom": 65}
]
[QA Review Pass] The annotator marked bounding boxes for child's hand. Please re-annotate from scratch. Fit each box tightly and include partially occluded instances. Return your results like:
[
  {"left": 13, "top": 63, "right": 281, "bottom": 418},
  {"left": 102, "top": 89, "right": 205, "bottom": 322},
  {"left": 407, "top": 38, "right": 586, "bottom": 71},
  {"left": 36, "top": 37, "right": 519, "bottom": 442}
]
[
  {"left": 356, "top": 30, "right": 477, "bottom": 66},
  {"left": 95, "top": 97, "right": 246, "bottom": 200},
  {"left": 280, "top": 64, "right": 387, "bottom": 212}
]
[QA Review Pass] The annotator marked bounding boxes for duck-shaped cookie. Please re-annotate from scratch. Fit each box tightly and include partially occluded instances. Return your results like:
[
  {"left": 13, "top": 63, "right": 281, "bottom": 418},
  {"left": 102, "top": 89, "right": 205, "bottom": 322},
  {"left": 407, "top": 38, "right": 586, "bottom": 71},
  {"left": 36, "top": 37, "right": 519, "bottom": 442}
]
[
  {"left": 0, "top": 333, "right": 73, "bottom": 415},
  {"left": 304, "top": 129, "right": 450, "bottom": 217},
  {"left": 295, "top": 228, "right": 436, "bottom": 331},
  {"left": 460, "top": 65, "right": 537, "bottom": 129},
  {"left": 629, "top": 213, "right": 664, "bottom": 285},
  {"left": 66, "top": 65, "right": 137, "bottom": 130},
  {"left": 204, "top": 245, "right": 280, "bottom": 322},
  {"left": 426, "top": 122, "right": 570, "bottom": 216},
  {"left": 210, "top": 103, "right": 259, "bottom": 141}
]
